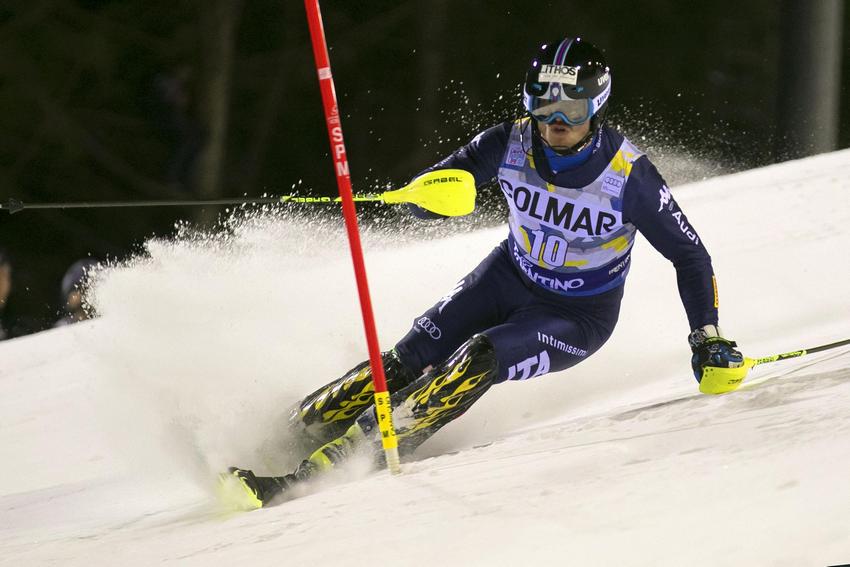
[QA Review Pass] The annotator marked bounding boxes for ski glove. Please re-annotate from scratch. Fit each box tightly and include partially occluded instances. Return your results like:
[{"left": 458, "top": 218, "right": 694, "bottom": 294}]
[{"left": 688, "top": 324, "right": 744, "bottom": 383}]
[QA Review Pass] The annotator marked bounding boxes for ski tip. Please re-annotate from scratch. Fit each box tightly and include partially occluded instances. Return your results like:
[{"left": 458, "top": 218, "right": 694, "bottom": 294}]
[{"left": 216, "top": 469, "right": 264, "bottom": 511}]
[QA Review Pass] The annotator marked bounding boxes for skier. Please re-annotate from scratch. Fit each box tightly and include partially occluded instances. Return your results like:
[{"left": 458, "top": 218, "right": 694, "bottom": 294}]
[{"left": 226, "top": 37, "right": 744, "bottom": 507}]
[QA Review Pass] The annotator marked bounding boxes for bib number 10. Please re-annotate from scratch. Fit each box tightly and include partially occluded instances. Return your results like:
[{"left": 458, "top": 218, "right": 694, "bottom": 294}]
[{"left": 528, "top": 229, "right": 569, "bottom": 268}]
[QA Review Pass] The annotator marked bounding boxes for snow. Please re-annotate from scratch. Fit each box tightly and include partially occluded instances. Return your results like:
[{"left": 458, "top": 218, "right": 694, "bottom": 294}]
[{"left": 1, "top": 149, "right": 849, "bottom": 566}]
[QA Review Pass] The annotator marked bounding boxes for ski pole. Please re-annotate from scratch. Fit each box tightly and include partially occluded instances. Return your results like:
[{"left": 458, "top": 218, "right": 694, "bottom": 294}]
[
  {"left": 748, "top": 337, "right": 850, "bottom": 368},
  {"left": 280, "top": 168, "right": 475, "bottom": 216},
  {"left": 700, "top": 337, "right": 850, "bottom": 395},
  {"left": 0, "top": 169, "right": 475, "bottom": 217},
  {"left": 0, "top": 196, "right": 282, "bottom": 214}
]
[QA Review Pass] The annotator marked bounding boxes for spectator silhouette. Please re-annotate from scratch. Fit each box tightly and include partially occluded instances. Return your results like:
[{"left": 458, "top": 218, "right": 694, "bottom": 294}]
[
  {"left": 54, "top": 258, "right": 100, "bottom": 328},
  {"left": 0, "top": 249, "right": 11, "bottom": 340},
  {"left": 153, "top": 66, "right": 205, "bottom": 194},
  {"left": 0, "top": 249, "right": 41, "bottom": 339}
]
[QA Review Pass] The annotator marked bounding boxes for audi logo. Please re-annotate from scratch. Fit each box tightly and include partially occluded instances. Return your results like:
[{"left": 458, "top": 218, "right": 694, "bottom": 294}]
[{"left": 416, "top": 317, "right": 442, "bottom": 340}]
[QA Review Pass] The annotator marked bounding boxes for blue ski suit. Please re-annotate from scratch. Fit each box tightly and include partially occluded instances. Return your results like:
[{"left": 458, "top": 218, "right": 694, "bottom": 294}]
[{"left": 394, "top": 120, "right": 718, "bottom": 383}]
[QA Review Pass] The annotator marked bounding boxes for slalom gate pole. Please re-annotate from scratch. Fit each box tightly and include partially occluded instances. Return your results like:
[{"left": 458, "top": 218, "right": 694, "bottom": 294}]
[
  {"left": 749, "top": 337, "right": 850, "bottom": 368},
  {"left": 304, "top": 0, "right": 401, "bottom": 474}
]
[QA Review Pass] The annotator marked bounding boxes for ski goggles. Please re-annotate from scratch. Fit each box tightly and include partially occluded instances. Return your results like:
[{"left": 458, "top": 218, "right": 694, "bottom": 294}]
[{"left": 529, "top": 98, "right": 592, "bottom": 125}]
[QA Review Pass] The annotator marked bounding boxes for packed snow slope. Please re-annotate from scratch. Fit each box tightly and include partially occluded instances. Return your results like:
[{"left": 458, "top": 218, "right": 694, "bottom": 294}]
[{"left": 1, "top": 149, "right": 849, "bottom": 567}]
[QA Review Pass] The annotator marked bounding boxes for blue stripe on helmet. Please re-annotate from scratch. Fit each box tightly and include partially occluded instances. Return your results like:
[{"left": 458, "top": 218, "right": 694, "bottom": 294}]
[{"left": 553, "top": 38, "right": 573, "bottom": 66}]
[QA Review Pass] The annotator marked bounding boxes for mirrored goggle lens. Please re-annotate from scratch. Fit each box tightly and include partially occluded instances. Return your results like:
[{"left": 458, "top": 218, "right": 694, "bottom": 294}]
[{"left": 530, "top": 99, "right": 591, "bottom": 125}]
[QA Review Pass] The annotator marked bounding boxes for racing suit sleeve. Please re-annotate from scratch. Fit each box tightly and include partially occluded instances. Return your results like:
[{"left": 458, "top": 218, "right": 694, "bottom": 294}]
[
  {"left": 407, "top": 122, "right": 511, "bottom": 219},
  {"left": 622, "top": 158, "right": 719, "bottom": 330}
]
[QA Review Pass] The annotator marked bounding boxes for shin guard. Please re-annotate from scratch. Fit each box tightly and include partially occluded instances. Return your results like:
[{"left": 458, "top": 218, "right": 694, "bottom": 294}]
[
  {"left": 290, "top": 350, "right": 416, "bottom": 446},
  {"left": 359, "top": 334, "right": 498, "bottom": 458}
]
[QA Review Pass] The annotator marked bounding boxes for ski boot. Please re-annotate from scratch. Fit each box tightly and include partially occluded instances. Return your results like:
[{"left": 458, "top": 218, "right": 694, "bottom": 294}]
[
  {"left": 219, "top": 433, "right": 355, "bottom": 510},
  {"left": 219, "top": 467, "right": 297, "bottom": 509}
]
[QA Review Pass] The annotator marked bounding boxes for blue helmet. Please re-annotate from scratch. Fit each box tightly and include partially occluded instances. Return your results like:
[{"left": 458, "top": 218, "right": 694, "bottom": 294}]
[{"left": 523, "top": 38, "right": 611, "bottom": 143}]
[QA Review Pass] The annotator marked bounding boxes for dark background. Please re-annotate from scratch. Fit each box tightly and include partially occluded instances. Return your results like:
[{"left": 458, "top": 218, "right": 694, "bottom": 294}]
[{"left": 1, "top": 0, "right": 848, "bottom": 335}]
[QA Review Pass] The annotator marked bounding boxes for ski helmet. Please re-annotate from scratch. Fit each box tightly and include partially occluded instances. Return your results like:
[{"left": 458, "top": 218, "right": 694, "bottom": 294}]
[{"left": 523, "top": 38, "right": 612, "bottom": 147}]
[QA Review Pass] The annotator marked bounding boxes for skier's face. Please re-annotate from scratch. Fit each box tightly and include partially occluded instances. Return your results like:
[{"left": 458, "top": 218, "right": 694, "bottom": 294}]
[{"left": 538, "top": 118, "right": 591, "bottom": 150}]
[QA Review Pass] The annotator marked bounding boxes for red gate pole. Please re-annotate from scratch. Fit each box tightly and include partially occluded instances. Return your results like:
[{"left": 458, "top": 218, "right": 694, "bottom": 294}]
[{"left": 303, "top": 0, "right": 401, "bottom": 474}]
